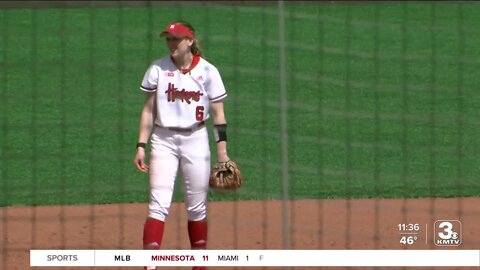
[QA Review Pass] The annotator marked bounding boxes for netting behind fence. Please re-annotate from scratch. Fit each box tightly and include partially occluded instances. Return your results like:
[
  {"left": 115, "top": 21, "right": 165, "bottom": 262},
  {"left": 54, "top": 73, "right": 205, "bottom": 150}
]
[{"left": 1, "top": 1, "right": 479, "bottom": 270}]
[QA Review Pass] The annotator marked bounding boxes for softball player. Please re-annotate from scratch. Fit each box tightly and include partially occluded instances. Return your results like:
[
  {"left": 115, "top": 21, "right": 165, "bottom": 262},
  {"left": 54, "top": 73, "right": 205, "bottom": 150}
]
[{"left": 133, "top": 21, "right": 230, "bottom": 270}]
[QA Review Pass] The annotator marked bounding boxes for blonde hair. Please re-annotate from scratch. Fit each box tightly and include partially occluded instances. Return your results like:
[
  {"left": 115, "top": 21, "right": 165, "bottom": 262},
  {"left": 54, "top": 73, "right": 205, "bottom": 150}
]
[{"left": 176, "top": 21, "right": 203, "bottom": 57}]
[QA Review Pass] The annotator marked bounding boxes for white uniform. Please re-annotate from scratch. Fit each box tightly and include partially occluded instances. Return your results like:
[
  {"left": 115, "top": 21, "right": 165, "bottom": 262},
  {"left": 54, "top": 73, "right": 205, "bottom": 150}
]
[{"left": 140, "top": 54, "right": 227, "bottom": 222}]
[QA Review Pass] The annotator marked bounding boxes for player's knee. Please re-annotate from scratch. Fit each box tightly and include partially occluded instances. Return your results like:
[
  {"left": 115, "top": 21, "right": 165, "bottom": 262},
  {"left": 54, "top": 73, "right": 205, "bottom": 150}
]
[
  {"left": 186, "top": 203, "right": 206, "bottom": 221},
  {"left": 187, "top": 210, "right": 206, "bottom": 221},
  {"left": 148, "top": 206, "right": 169, "bottom": 222}
]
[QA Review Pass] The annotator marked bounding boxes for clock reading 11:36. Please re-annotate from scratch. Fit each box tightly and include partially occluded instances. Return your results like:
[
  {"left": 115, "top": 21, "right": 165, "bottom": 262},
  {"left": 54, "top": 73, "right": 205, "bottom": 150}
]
[{"left": 398, "top": 223, "right": 420, "bottom": 231}]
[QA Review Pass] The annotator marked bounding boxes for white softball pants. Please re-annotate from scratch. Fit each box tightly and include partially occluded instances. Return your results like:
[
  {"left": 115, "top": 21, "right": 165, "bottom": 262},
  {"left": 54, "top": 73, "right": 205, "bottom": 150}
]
[{"left": 147, "top": 125, "right": 211, "bottom": 222}]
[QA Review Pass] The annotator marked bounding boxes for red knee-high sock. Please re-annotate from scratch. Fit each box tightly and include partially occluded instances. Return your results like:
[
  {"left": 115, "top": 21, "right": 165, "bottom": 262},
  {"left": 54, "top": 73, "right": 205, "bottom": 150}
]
[
  {"left": 143, "top": 217, "right": 165, "bottom": 249},
  {"left": 188, "top": 219, "right": 207, "bottom": 249}
]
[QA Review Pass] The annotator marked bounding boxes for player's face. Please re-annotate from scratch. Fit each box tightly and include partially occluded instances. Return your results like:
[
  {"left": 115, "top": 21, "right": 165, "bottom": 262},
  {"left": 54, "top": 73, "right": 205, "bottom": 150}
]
[{"left": 165, "top": 34, "right": 193, "bottom": 57}]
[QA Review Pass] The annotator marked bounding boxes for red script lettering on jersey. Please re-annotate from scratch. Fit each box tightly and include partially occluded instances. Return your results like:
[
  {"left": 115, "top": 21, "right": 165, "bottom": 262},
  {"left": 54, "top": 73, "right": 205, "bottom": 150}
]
[{"left": 165, "top": 83, "right": 203, "bottom": 104}]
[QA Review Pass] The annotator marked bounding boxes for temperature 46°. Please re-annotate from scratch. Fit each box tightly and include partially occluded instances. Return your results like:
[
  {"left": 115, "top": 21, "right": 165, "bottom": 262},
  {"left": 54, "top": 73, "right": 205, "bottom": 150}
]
[{"left": 400, "top": 236, "right": 418, "bottom": 245}]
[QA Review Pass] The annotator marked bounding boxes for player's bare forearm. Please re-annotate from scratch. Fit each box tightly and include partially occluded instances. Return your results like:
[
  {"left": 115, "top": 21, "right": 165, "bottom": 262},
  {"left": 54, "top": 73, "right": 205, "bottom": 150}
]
[
  {"left": 210, "top": 101, "right": 226, "bottom": 125},
  {"left": 138, "top": 110, "right": 153, "bottom": 143},
  {"left": 215, "top": 141, "right": 228, "bottom": 162},
  {"left": 210, "top": 101, "right": 229, "bottom": 162},
  {"left": 137, "top": 92, "right": 156, "bottom": 144}
]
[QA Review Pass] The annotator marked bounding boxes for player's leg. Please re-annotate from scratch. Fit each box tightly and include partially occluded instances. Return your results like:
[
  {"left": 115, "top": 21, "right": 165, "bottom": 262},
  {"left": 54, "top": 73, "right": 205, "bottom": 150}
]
[
  {"left": 179, "top": 127, "right": 211, "bottom": 252},
  {"left": 144, "top": 150, "right": 178, "bottom": 248},
  {"left": 143, "top": 129, "right": 180, "bottom": 269}
]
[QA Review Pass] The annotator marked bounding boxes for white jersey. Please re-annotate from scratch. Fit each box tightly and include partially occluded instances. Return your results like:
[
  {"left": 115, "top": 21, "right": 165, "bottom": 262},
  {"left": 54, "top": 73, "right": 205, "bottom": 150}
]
[{"left": 140, "top": 55, "right": 227, "bottom": 128}]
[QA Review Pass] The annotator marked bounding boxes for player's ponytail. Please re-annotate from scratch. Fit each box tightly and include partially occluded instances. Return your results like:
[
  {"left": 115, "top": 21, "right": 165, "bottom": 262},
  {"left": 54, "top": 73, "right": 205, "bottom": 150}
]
[
  {"left": 190, "top": 39, "right": 203, "bottom": 57},
  {"left": 176, "top": 21, "right": 203, "bottom": 57}
]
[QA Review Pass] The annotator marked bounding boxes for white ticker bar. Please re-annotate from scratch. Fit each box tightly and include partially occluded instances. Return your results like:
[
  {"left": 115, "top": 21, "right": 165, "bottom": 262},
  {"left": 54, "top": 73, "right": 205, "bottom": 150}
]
[{"left": 30, "top": 249, "right": 480, "bottom": 267}]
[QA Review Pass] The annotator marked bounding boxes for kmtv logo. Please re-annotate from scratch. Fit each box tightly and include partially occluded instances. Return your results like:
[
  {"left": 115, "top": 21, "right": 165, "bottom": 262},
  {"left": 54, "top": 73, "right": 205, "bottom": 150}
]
[{"left": 434, "top": 220, "right": 462, "bottom": 246}]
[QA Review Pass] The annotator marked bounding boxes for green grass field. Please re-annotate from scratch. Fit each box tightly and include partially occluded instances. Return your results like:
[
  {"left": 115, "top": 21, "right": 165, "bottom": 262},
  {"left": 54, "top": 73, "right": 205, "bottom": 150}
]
[{"left": 0, "top": 3, "right": 479, "bottom": 207}]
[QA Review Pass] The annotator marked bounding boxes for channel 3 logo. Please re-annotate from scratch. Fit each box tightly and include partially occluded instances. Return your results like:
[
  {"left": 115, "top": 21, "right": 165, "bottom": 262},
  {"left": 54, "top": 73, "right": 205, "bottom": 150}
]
[{"left": 434, "top": 220, "right": 462, "bottom": 246}]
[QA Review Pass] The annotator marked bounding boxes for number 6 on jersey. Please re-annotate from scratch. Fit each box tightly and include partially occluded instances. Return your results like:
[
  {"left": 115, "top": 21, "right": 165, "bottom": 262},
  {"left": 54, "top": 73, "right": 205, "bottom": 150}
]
[{"left": 196, "top": 106, "right": 204, "bottom": 121}]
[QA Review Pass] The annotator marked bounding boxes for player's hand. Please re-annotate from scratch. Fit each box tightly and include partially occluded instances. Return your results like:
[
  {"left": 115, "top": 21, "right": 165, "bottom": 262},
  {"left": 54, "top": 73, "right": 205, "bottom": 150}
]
[{"left": 133, "top": 148, "right": 149, "bottom": 173}]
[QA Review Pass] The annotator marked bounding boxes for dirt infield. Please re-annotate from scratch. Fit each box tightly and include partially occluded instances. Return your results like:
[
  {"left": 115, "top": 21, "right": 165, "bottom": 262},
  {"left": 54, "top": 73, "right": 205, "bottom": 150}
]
[{"left": 1, "top": 198, "right": 479, "bottom": 270}]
